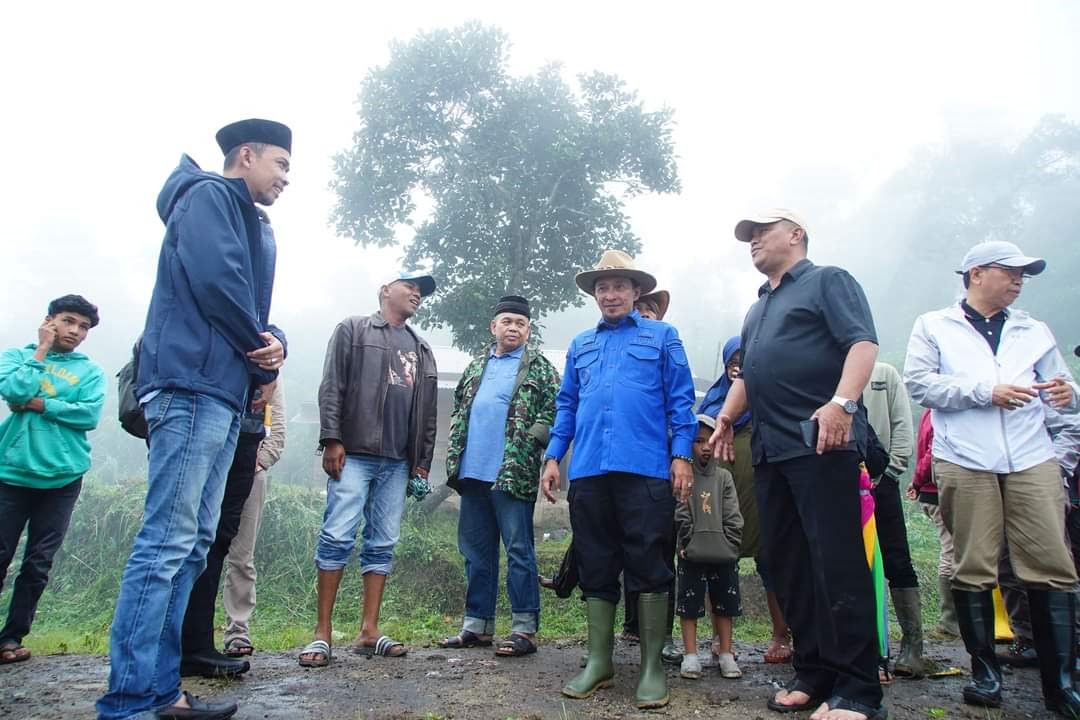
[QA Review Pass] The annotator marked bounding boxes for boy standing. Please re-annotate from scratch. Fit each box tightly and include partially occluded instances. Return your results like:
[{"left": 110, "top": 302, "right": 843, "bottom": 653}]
[
  {"left": 675, "top": 415, "right": 743, "bottom": 680},
  {"left": 0, "top": 295, "right": 104, "bottom": 664}
]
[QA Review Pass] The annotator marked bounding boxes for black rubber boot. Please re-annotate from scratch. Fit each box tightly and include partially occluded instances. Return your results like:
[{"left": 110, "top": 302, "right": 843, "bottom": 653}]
[
  {"left": 953, "top": 588, "right": 1003, "bottom": 707},
  {"left": 1028, "top": 589, "right": 1080, "bottom": 719}
]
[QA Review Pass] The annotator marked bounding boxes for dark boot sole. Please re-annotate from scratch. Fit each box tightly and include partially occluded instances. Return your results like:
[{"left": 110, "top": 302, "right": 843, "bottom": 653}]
[
  {"left": 962, "top": 688, "right": 1002, "bottom": 708},
  {"left": 1045, "top": 699, "right": 1080, "bottom": 720},
  {"left": 179, "top": 662, "right": 250, "bottom": 679}
]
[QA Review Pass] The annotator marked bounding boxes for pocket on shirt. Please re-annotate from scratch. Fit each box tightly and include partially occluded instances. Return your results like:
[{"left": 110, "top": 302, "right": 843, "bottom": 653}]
[
  {"left": 575, "top": 349, "right": 600, "bottom": 389},
  {"left": 624, "top": 340, "right": 661, "bottom": 387}
]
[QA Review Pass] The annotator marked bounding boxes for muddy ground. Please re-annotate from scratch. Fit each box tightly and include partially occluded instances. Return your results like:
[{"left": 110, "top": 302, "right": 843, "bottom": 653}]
[{"left": 0, "top": 637, "right": 1055, "bottom": 720}]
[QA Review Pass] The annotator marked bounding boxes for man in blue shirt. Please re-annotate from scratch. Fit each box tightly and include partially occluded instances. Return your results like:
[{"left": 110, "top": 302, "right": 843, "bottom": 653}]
[
  {"left": 541, "top": 250, "right": 696, "bottom": 709},
  {"left": 440, "top": 296, "right": 560, "bottom": 657}
]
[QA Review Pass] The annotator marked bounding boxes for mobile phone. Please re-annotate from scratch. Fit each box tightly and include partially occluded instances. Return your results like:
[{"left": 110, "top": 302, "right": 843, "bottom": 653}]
[{"left": 799, "top": 418, "right": 819, "bottom": 448}]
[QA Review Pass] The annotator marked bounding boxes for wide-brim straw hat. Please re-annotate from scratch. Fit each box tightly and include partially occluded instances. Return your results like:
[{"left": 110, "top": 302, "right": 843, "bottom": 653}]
[
  {"left": 575, "top": 249, "right": 657, "bottom": 295},
  {"left": 637, "top": 289, "right": 670, "bottom": 320}
]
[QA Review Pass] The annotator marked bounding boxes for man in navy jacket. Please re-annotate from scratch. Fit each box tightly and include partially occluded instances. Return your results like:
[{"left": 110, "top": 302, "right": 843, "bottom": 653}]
[{"left": 98, "top": 119, "right": 291, "bottom": 720}]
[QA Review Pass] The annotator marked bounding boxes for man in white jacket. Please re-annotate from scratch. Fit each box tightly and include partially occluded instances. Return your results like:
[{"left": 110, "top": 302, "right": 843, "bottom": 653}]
[{"left": 904, "top": 240, "right": 1080, "bottom": 719}]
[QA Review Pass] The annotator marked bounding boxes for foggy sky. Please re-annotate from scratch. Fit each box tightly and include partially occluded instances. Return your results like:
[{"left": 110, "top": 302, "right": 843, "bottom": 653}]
[{"left": 4, "top": 0, "right": 1080, "bottom": 382}]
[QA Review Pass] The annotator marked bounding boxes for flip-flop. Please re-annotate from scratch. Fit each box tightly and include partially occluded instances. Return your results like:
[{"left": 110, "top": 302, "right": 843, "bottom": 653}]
[
  {"left": 494, "top": 632, "right": 537, "bottom": 657},
  {"left": 437, "top": 630, "right": 492, "bottom": 649},
  {"left": 764, "top": 637, "right": 793, "bottom": 664},
  {"left": 298, "top": 639, "right": 331, "bottom": 667},
  {"left": 0, "top": 642, "right": 30, "bottom": 664},
  {"left": 224, "top": 637, "right": 254, "bottom": 657},
  {"left": 812, "top": 695, "right": 889, "bottom": 720},
  {"left": 353, "top": 635, "right": 407, "bottom": 657},
  {"left": 766, "top": 679, "right": 828, "bottom": 714}
]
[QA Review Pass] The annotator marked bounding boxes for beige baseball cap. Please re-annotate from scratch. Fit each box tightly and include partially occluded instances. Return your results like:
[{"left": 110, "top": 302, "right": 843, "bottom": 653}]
[{"left": 734, "top": 208, "right": 809, "bottom": 243}]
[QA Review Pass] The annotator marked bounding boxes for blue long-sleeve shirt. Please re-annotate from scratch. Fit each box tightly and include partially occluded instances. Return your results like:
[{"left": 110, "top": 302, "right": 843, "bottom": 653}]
[{"left": 545, "top": 310, "right": 697, "bottom": 481}]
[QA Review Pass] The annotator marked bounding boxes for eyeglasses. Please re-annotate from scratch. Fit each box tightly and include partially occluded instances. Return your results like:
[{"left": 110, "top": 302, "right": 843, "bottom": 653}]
[{"left": 982, "top": 264, "right": 1031, "bottom": 280}]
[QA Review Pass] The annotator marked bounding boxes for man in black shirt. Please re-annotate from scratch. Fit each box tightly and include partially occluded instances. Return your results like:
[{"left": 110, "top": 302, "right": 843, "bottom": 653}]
[
  {"left": 711, "top": 209, "right": 884, "bottom": 720},
  {"left": 302, "top": 272, "right": 439, "bottom": 667}
]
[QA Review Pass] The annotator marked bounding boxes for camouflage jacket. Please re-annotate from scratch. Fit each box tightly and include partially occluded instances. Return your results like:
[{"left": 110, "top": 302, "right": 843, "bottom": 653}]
[{"left": 446, "top": 344, "right": 560, "bottom": 502}]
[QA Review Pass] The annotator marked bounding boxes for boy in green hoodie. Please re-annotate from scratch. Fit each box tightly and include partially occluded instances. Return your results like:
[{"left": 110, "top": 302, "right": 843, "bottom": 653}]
[
  {"left": 0, "top": 294, "right": 104, "bottom": 664},
  {"left": 675, "top": 414, "right": 743, "bottom": 680}
]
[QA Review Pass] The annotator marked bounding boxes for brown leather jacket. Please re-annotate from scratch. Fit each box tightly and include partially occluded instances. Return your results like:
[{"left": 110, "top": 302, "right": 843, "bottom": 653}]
[{"left": 317, "top": 311, "right": 438, "bottom": 472}]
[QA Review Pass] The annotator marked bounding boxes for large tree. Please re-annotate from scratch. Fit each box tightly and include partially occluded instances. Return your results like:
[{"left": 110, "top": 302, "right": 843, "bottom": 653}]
[{"left": 331, "top": 22, "right": 680, "bottom": 351}]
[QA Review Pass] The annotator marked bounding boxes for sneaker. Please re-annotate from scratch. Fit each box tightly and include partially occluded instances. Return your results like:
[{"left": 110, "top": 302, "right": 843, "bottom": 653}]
[
  {"left": 716, "top": 651, "right": 742, "bottom": 678},
  {"left": 680, "top": 652, "right": 702, "bottom": 679}
]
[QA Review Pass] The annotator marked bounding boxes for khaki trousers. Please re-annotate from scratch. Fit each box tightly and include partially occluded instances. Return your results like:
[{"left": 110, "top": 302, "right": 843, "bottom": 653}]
[
  {"left": 920, "top": 501, "right": 955, "bottom": 579},
  {"left": 223, "top": 470, "right": 267, "bottom": 644},
  {"left": 936, "top": 458, "right": 1076, "bottom": 591}
]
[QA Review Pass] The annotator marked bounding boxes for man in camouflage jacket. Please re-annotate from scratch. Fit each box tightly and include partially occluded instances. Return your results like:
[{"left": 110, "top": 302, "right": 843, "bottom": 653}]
[{"left": 440, "top": 295, "right": 560, "bottom": 656}]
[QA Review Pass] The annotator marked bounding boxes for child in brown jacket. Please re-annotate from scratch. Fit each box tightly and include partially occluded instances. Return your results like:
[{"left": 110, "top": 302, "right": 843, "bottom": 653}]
[{"left": 675, "top": 415, "right": 743, "bottom": 679}]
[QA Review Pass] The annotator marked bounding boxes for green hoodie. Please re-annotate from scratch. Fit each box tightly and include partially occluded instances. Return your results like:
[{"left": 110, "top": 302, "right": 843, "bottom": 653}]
[{"left": 0, "top": 344, "right": 105, "bottom": 489}]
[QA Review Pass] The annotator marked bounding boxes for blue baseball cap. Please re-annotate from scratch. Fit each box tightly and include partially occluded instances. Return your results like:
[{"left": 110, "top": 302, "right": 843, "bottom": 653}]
[{"left": 390, "top": 272, "right": 437, "bottom": 297}]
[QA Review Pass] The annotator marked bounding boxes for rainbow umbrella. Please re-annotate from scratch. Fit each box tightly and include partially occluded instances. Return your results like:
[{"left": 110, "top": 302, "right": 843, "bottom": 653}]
[{"left": 858, "top": 463, "right": 889, "bottom": 666}]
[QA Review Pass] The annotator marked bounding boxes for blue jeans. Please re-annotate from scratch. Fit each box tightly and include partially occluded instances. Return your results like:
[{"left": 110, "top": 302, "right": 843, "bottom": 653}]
[
  {"left": 97, "top": 391, "right": 239, "bottom": 720},
  {"left": 458, "top": 479, "right": 539, "bottom": 635},
  {"left": 315, "top": 454, "right": 408, "bottom": 574}
]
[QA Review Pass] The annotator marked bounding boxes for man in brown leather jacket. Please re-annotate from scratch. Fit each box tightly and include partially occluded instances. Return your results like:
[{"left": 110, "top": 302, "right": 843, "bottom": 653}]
[{"left": 299, "top": 272, "right": 438, "bottom": 666}]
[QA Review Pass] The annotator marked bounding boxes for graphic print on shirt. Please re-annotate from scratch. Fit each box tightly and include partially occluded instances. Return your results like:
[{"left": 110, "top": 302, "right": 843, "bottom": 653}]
[{"left": 388, "top": 348, "right": 417, "bottom": 389}]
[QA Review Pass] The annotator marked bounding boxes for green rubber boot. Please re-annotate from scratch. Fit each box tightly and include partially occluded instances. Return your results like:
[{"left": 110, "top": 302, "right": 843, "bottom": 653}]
[
  {"left": 562, "top": 598, "right": 616, "bottom": 699},
  {"left": 636, "top": 592, "right": 670, "bottom": 708}
]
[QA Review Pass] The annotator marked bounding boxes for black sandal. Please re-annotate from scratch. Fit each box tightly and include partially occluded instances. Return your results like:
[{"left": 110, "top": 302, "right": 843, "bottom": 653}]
[
  {"left": 766, "top": 678, "right": 828, "bottom": 714},
  {"left": 494, "top": 632, "right": 537, "bottom": 657},
  {"left": 814, "top": 695, "right": 888, "bottom": 720},
  {"left": 437, "top": 629, "right": 492, "bottom": 649}
]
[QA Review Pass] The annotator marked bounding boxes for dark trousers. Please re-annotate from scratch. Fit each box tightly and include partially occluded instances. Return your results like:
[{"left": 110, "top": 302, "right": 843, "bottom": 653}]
[
  {"left": 870, "top": 475, "right": 919, "bottom": 588},
  {"left": 181, "top": 432, "right": 261, "bottom": 654},
  {"left": 756, "top": 452, "right": 882, "bottom": 708},
  {"left": 623, "top": 521, "right": 676, "bottom": 636},
  {"left": 568, "top": 473, "right": 675, "bottom": 604},
  {"left": 0, "top": 478, "right": 82, "bottom": 643}
]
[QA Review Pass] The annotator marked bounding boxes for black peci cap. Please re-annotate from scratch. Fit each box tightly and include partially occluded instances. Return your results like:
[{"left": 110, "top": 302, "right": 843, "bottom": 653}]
[{"left": 215, "top": 118, "right": 292, "bottom": 155}]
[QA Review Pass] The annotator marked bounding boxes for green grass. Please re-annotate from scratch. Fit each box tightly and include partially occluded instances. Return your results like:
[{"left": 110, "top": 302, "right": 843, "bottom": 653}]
[{"left": 4, "top": 479, "right": 948, "bottom": 655}]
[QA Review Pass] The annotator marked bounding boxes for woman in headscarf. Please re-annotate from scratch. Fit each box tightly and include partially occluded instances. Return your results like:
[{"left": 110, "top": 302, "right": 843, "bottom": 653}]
[{"left": 700, "top": 337, "right": 792, "bottom": 664}]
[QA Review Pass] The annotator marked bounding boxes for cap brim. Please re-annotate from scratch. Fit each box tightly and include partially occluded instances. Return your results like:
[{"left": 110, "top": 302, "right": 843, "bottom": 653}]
[
  {"left": 696, "top": 413, "right": 716, "bottom": 429},
  {"left": 965, "top": 256, "right": 1047, "bottom": 276},
  {"left": 575, "top": 269, "right": 657, "bottom": 295},
  {"left": 1022, "top": 258, "right": 1046, "bottom": 276},
  {"left": 734, "top": 216, "right": 783, "bottom": 242},
  {"left": 396, "top": 275, "right": 437, "bottom": 297}
]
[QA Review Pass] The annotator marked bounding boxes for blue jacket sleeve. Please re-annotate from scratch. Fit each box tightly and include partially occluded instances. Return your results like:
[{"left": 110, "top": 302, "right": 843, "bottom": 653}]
[
  {"left": 663, "top": 329, "right": 697, "bottom": 459},
  {"left": 267, "top": 323, "right": 288, "bottom": 359},
  {"left": 176, "top": 183, "right": 267, "bottom": 361},
  {"left": 248, "top": 323, "right": 288, "bottom": 386},
  {"left": 545, "top": 345, "right": 579, "bottom": 462}
]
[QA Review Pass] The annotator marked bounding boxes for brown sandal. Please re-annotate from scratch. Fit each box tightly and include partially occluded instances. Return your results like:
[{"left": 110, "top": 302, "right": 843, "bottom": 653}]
[
  {"left": 0, "top": 641, "right": 31, "bottom": 664},
  {"left": 764, "top": 637, "right": 793, "bottom": 664}
]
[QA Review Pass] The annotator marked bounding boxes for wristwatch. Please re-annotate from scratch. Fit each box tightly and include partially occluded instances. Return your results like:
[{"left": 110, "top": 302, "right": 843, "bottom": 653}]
[{"left": 831, "top": 395, "right": 858, "bottom": 414}]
